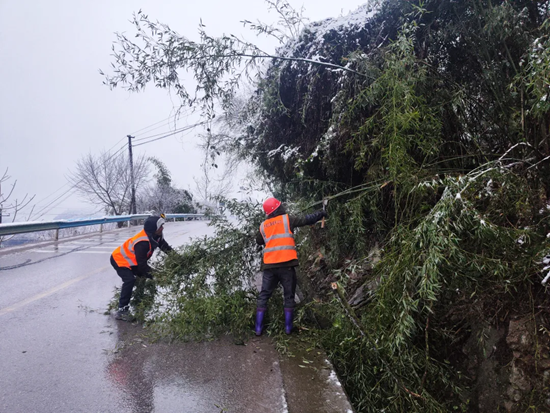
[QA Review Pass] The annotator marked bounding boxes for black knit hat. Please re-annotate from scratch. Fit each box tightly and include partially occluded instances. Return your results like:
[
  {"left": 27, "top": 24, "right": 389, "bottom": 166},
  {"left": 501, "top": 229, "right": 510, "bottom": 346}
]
[{"left": 144, "top": 215, "right": 166, "bottom": 234}]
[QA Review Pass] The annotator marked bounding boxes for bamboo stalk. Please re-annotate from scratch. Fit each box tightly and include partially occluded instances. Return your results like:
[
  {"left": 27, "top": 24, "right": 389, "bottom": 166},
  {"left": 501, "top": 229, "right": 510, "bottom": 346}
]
[{"left": 331, "top": 282, "right": 424, "bottom": 400}]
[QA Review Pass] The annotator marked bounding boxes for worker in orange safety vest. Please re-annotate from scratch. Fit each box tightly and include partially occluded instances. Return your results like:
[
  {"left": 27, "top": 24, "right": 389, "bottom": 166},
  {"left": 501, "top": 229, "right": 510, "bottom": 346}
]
[
  {"left": 110, "top": 215, "right": 173, "bottom": 320},
  {"left": 255, "top": 198, "right": 327, "bottom": 335}
]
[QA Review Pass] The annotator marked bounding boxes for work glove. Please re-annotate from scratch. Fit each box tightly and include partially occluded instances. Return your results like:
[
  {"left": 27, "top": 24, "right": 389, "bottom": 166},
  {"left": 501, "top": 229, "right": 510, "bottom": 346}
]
[{"left": 321, "top": 210, "right": 328, "bottom": 218}]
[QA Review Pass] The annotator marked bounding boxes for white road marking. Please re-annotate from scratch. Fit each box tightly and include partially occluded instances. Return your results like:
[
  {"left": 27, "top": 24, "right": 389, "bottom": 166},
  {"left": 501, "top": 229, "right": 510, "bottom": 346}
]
[
  {"left": 0, "top": 265, "right": 110, "bottom": 316},
  {"left": 65, "top": 241, "right": 120, "bottom": 246},
  {"left": 32, "top": 250, "right": 110, "bottom": 254}
]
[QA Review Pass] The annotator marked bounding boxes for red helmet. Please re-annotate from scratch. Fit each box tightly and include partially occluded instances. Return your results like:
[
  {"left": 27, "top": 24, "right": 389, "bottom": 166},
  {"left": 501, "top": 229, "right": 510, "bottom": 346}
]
[{"left": 262, "top": 197, "right": 281, "bottom": 215}]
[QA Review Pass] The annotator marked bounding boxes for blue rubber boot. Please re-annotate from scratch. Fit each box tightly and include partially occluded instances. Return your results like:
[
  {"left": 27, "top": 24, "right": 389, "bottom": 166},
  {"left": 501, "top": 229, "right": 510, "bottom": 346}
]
[
  {"left": 284, "top": 308, "right": 294, "bottom": 334},
  {"left": 255, "top": 308, "right": 266, "bottom": 336}
]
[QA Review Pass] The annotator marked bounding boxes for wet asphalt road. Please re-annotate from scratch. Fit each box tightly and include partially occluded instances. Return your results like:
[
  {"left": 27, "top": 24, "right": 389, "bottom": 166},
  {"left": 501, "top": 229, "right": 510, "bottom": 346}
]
[{"left": 0, "top": 220, "right": 353, "bottom": 413}]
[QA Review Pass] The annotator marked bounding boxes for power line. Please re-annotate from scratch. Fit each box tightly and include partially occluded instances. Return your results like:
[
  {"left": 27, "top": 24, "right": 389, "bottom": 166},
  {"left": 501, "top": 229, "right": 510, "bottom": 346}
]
[
  {"left": 32, "top": 186, "right": 78, "bottom": 220},
  {"left": 27, "top": 141, "right": 127, "bottom": 215},
  {"left": 30, "top": 182, "right": 73, "bottom": 206},
  {"left": 132, "top": 116, "right": 188, "bottom": 138},
  {"left": 25, "top": 116, "right": 203, "bottom": 221},
  {"left": 133, "top": 122, "right": 206, "bottom": 147},
  {"left": 28, "top": 142, "right": 129, "bottom": 221},
  {"left": 130, "top": 113, "right": 178, "bottom": 136},
  {"left": 130, "top": 107, "right": 193, "bottom": 137},
  {"left": 132, "top": 116, "right": 201, "bottom": 143},
  {"left": 104, "top": 143, "right": 128, "bottom": 162},
  {"left": 133, "top": 125, "right": 195, "bottom": 142}
]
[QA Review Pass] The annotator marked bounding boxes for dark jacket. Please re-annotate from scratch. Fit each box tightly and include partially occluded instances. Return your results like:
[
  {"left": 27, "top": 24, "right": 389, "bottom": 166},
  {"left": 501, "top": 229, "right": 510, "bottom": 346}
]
[
  {"left": 256, "top": 207, "right": 326, "bottom": 270},
  {"left": 131, "top": 216, "right": 173, "bottom": 277},
  {"left": 133, "top": 234, "right": 172, "bottom": 277}
]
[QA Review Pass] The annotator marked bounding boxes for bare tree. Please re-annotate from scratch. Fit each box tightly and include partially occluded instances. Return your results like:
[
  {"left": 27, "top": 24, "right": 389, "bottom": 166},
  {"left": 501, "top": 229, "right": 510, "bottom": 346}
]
[
  {"left": 0, "top": 168, "right": 35, "bottom": 223},
  {"left": 68, "top": 151, "right": 149, "bottom": 216},
  {"left": 0, "top": 168, "right": 35, "bottom": 246}
]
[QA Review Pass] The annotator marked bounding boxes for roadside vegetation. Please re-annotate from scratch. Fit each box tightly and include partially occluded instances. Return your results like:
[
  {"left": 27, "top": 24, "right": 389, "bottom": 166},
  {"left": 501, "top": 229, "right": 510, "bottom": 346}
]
[{"left": 106, "top": 1, "right": 550, "bottom": 411}]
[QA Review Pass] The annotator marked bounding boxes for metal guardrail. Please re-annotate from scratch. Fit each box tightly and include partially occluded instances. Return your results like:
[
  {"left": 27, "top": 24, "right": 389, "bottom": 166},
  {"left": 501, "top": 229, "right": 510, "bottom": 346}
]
[{"left": 0, "top": 213, "right": 205, "bottom": 237}]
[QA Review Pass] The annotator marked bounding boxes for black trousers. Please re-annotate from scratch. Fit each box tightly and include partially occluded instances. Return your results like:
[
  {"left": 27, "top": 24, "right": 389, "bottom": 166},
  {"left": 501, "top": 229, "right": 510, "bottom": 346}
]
[
  {"left": 257, "top": 266, "right": 297, "bottom": 309},
  {"left": 110, "top": 256, "right": 136, "bottom": 309}
]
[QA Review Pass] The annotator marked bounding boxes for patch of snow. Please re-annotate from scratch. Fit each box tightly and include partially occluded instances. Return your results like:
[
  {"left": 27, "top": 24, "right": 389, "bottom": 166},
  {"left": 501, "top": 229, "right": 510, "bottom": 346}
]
[
  {"left": 484, "top": 179, "right": 493, "bottom": 196},
  {"left": 276, "top": 3, "right": 376, "bottom": 64},
  {"left": 417, "top": 178, "right": 440, "bottom": 189},
  {"left": 266, "top": 144, "right": 301, "bottom": 161},
  {"left": 328, "top": 370, "right": 342, "bottom": 387},
  {"left": 431, "top": 210, "right": 443, "bottom": 224},
  {"left": 280, "top": 392, "right": 289, "bottom": 413}
]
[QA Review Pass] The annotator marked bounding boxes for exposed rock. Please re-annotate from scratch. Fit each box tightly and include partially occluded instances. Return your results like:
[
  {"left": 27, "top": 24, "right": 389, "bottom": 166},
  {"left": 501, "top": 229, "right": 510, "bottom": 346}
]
[
  {"left": 539, "top": 359, "right": 550, "bottom": 370},
  {"left": 463, "top": 323, "right": 508, "bottom": 412},
  {"left": 347, "top": 244, "right": 382, "bottom": 308},
  {"left": 507, "top": 385, "right": 523, "bottom": 402},
  {"left": 504, "top": 400, "right": 518, "bottom": 413},
  {"left": 509, "top": 361, "right": 532, "bottom": 393},
  {"left": 348, "top": 281, "right": 373, "bottom": 307},
  {"left": 506, "top": 317, "right": 534, "bottom": 352},
  {"left": 503, "top": 400, "right": 517, "bottom": 413}
]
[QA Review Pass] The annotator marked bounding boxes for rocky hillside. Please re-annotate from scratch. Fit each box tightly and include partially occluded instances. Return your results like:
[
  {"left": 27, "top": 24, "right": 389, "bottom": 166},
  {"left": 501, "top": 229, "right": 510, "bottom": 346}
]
[{"left": 105, "top": 1, "right": 550, "bottom": 411}]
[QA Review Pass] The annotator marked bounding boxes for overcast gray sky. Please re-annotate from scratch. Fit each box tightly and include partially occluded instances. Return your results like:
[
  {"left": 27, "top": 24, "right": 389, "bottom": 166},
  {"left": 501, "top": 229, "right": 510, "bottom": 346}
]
[{"left": 0, "top": 0, "right": 366, "bottom": 221}]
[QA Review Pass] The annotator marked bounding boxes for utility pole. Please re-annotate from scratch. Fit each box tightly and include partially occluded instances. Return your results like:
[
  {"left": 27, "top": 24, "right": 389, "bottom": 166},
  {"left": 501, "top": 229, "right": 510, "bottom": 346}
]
[{"left": 127, "top": 135, "right": 137, "bottom": 218}]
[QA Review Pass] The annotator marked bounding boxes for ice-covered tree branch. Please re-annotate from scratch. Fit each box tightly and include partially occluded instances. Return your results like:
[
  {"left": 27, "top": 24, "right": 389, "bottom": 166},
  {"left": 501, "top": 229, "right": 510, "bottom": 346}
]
[{"left": 101, "top": 8, "right": 365, "bottom": 119}]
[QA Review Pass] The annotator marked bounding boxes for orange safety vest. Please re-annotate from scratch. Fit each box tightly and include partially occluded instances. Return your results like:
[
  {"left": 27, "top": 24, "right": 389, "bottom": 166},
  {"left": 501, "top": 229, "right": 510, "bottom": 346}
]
[
  {"left": 260, "top": 214, "right": 298, "bottom": 264},
  {"left": 111, "top": 229, "right": 152, "bottom": 268}
]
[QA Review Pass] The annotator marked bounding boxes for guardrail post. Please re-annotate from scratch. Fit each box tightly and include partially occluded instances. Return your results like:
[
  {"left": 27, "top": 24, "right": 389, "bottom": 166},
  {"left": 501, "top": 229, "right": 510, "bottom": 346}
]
[
  {"left": 100, "top": 224, "right": 103, "bottom": 233},
  {"left": 55, "top": 229, "right": 59, "bottom": 241}
]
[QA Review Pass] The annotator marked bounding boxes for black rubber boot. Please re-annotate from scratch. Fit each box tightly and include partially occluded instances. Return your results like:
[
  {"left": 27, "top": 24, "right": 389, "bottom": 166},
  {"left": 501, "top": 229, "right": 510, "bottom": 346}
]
[{"left": 115, "top": 306, "right": 132, "bottom": 321}]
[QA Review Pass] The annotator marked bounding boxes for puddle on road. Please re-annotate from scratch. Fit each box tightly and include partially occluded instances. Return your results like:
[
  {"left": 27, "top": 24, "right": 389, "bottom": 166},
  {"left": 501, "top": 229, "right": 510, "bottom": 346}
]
[{"left": 104, "top": 322, "right": 286, "bottom": 413}]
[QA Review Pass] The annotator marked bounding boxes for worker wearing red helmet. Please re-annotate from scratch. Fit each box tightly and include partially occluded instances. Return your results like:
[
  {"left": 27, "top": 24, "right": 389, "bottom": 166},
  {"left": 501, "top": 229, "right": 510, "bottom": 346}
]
[{"left": 255, "top": 197, "right": 327, "bottom": 335}]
